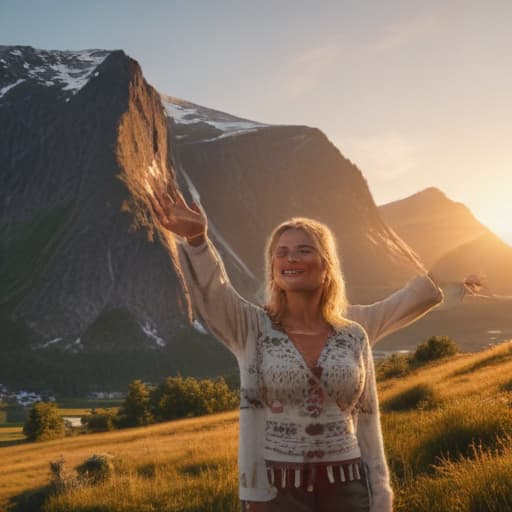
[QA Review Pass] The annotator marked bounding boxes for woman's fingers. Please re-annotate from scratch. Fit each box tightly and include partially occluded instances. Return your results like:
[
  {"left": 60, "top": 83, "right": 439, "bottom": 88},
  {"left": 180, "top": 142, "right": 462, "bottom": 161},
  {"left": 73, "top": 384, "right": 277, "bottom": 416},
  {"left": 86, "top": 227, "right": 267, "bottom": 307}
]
[
  {"left": 145, "top": 183, "right": 206, "bottom": 237},
  {"left": 190, "top": 201, "right": 207, "bottom": 227},
  {"left": 148, "top": 193, "right": 169, "bottom": 226},
  {"left": 463, "top": 274, "right": 489, "bottom": 296},
  {"left": 175, "top": 189, "right": 189, "bottom": 209},
  {"left": 465, "top": 273, "right": 486, "bottom": 285}
]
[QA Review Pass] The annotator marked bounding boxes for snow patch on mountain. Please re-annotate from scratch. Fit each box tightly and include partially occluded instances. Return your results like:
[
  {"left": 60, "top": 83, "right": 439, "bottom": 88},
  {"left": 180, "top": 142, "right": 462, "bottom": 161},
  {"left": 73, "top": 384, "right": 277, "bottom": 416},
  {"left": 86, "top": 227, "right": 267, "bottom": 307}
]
[
  {"left": 140, "top": 321, "right": 166, "bottom": 347},
  {"left": 178, "top": 167, "right": 256, "bottom": 279},
  {"left": 33, "top": 337, "right": 63, "bottom": 350},
  {"left": 0, "top": 78, "right": 25, "bottom": 98},
  {"left": 161, "top": 95, "right": 268, "bottom": 139},
  {"left": 64, "top": 338, "right": 83, "bottom": 353},
  {"left": 193, "top": 320, "right": 208, "bottom": 334},
  {"left": 180, "top": 167, "right": 202, "bottom": 203},
  {"left": 0, "top": 46, "right": 110, "bottom": 100}
]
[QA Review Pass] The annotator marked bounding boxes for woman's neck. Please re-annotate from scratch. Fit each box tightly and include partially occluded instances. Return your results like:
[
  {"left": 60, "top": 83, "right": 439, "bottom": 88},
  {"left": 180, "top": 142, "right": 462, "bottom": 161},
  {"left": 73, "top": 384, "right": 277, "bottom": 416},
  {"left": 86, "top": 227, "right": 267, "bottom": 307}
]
[{"left": 281, "top": 289, "right": 326, "bottom": 331}]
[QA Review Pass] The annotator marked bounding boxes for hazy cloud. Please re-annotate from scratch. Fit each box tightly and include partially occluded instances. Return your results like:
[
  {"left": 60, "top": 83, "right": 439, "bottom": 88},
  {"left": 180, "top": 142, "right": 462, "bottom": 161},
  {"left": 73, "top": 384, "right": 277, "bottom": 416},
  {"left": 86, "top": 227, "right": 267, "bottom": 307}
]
[
  {"left": 337, "top": 132, "right": 419, "bottom": 180},
  {"left": 371, "top": 13, "right": 438, "bottom": 53},
  {"left": 280, "top": 44, "right": 341, "bottom": 100}
]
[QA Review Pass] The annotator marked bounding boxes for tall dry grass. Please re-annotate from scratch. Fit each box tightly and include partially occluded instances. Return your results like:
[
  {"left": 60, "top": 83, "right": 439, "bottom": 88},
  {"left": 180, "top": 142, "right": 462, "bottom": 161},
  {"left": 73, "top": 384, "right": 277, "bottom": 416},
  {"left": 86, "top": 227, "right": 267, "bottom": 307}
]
[
  {"left": 398, "top": 438, "right": 512, "bottom": 512},
  {"left": 2, "top": 341, "right": 512, "bottom": 511},
  {"left": 2, "top": 412, "right": 239, "bottom": 511}
]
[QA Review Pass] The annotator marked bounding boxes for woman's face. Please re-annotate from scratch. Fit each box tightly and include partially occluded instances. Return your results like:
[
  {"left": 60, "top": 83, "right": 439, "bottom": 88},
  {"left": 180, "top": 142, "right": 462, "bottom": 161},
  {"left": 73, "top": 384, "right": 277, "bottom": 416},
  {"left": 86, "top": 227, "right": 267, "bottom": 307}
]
[{"left": 272, "top": 228, "right": 326, "bottom": 294}]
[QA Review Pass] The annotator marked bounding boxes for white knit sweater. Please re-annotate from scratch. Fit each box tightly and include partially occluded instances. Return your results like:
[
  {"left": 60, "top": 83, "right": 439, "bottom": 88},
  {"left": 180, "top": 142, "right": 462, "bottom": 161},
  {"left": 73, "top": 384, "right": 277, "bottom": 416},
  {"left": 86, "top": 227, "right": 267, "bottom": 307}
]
[{"left": 177, "top": 238, "right": 443, "bottom": 511}]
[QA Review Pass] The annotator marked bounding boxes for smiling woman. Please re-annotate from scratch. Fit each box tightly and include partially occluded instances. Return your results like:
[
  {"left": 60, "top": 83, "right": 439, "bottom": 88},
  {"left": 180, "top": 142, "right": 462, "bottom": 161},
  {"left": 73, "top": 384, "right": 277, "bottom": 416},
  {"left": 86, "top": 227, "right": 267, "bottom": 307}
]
[
  {"left": 264, "top": 219, "right": 350, "bottom": 331},
  {"left": 147, "top": 187, "right": 450, "bottom": 512}
]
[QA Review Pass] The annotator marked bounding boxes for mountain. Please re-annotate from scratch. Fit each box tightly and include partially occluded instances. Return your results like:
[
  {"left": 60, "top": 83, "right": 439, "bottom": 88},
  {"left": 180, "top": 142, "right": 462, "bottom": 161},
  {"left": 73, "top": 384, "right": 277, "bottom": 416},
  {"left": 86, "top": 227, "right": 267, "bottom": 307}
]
[
  {"left": 0, "top": 46, "right": 185, "bottom": 345},
  {"left": 0, "top": 45, "right": 236, "bottom": 392},
  {"left": 1, "top": 45, "right": 509, "bottom": 394},
  {"left": 379, "top": 187, "right": 512, "bottom": 293},
  {"left": 379, "top": 187, "right": 487, "bottom": 268},
  {"left": 163, "top": 96, "right": 424, "bottom": 302},
  {"left": 0, "top": 45, "right": 427, "bottom": 393},
  {"left": 431, "top": 231, "right": 512, "bottom": 295}
]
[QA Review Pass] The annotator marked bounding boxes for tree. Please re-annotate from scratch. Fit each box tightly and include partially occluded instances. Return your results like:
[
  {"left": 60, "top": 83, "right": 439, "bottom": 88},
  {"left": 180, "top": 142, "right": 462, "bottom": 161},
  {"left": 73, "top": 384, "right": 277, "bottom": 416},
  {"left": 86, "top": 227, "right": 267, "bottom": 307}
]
[
  {"left": 151, "top": 375, "right": 238, "bottom": 421},
  {"left": 117, "top": 380, "right": 153, "bottom": 427},
  {"left": 23, "top": 402, "right": 65, "bottom": 441},
  {"left": 151, "top": 376, "right": 202, "bottom": 421}
]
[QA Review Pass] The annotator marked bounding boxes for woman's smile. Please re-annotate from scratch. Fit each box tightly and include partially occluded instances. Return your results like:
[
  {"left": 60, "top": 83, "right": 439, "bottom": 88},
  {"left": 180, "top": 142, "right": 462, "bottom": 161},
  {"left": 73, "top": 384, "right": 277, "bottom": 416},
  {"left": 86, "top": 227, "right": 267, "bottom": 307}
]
[
  {"left": 273, "top": 228, "right": 326, "bottom": 292},
  {"left": 282, "top": 268, "right": 305, "bottom": 276}
]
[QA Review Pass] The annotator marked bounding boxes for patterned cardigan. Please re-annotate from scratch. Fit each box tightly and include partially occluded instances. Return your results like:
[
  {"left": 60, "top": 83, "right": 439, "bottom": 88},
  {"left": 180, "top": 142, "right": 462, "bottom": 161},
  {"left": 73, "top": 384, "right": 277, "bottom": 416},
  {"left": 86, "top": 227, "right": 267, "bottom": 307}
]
[{"left": 176, "top": 238, "right": 443, "bottom": 510}]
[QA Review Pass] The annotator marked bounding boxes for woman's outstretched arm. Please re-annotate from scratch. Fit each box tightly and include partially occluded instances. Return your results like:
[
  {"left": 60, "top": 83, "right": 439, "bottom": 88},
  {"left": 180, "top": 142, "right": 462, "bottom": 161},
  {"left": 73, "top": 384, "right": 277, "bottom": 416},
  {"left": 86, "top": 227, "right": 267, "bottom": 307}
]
[
  {"left": 346, "top": 271, "right": 488, "bottom": 346},
  {"left": 346, "top": 274, "right": 444, "bottom": 346}
]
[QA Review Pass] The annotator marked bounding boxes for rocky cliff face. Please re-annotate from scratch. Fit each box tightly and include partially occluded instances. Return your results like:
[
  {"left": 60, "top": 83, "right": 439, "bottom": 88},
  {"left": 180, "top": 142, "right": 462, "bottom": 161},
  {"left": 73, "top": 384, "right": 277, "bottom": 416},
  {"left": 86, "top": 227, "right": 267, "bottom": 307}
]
[{"left": 0, "top": 46, "right": 192, "bottom": 356}]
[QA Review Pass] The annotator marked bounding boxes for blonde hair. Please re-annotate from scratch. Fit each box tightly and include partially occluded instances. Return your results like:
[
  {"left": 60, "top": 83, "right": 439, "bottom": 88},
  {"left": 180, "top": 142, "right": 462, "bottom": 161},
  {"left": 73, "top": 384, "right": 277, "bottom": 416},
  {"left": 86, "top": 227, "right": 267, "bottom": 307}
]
[{"left": 264, "top": 217, "right": 350, "bottom": 329}]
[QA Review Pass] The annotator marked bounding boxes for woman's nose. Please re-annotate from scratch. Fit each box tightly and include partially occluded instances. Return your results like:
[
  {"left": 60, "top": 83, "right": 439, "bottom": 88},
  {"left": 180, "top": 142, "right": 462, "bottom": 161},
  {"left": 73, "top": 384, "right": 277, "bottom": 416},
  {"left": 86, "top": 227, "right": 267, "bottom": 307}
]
[{"left": 287, "top": 250, "right": 300, "bottom": 262}]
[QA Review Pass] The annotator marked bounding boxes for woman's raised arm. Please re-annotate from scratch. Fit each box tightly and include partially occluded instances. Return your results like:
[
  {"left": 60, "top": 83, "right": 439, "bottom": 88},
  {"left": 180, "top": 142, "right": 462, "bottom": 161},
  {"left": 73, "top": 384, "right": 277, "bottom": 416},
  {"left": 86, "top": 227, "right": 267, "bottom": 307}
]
[
  {"left": 148, "top": 189, "right": 261, "bottom": 358},
  {"left": 148, "top": 187, "right": 207, "bottom": 245}
]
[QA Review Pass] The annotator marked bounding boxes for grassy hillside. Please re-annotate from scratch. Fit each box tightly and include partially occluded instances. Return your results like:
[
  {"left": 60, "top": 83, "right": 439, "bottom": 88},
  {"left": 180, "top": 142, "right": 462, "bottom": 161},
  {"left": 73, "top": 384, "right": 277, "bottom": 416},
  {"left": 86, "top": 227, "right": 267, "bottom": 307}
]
[{"left": 2, "top": 341, "right": 512, "bottom": 511}]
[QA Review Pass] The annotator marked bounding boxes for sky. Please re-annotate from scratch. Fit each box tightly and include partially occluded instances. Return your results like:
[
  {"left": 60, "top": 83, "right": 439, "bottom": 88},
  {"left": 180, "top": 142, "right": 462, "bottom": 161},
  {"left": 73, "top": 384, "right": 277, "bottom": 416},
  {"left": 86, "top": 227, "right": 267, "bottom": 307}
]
[{"left": 1, "top": 0, "right": 511, "bottom": 236}]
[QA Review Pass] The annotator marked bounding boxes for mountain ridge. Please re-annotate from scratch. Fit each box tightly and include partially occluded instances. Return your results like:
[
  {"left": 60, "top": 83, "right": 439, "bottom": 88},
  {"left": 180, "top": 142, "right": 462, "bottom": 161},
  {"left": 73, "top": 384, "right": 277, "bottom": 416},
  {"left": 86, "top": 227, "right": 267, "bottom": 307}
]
[
  {"left": 2, "top": 45, "right": 510, "bottom": 393},
  {"left": 379, "top": 187, "right": 512, "bottom": 293}
]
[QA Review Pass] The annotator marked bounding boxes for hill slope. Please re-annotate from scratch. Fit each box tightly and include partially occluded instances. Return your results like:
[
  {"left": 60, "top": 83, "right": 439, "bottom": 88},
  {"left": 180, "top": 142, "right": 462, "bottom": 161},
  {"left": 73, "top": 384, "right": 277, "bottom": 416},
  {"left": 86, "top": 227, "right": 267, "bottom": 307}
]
[{"left": 3, "top": 341, "right": 512, "bottom": 511}]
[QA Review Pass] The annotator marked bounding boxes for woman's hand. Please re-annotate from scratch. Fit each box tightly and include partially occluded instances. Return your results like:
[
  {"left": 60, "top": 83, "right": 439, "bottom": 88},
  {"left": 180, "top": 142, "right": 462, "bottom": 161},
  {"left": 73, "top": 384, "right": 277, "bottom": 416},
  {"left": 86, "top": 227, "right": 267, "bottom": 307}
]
[
  {"left": 463, "top": 274, "right": 487, "bottom": 295},
  {"left": 147, "top": 187, "right": 207, "bottom": 245}
]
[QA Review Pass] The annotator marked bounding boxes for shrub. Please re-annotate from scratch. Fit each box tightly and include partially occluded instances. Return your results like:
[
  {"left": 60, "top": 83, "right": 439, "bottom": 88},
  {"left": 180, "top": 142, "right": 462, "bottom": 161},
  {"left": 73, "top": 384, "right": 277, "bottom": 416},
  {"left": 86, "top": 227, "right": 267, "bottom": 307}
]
[
  {"left": 383, "top": 383, "right": 441, "bottom": 412},
  {"left": 377, "top": 353, "right": 412, "bottom": 380},
  {"left": 75, "top": 453, "right": 115, "bottom": 484},
  {"left": 500, "top": 378, "right": 512, "bottom": 392},
  {"left": 23, "top": 402, "right": 65, "bottom": 441},
  {"left": 413, "top": 336, "right": 458, "bottom": 365},
  {"left": 81, "top": 408, "right": 117, "bottom": 432},
  {"left": 49, "top": 457, "right": 76, "bottom": 492}
]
